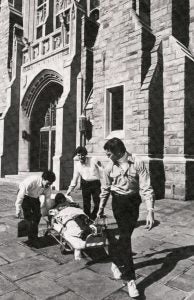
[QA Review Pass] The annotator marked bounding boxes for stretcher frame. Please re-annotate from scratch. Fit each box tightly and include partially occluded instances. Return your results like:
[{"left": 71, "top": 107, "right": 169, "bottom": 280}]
[{"left": 44, "top": 214, "right": 108, "bottom": 255}]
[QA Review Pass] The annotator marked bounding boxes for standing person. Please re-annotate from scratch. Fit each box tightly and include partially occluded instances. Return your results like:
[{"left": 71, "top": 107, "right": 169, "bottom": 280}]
[
  {"left": 97, "top": 138, "right": 155, "bottom": 298},
  {"left": 66, "top": 146, "right": 102, "bottom": 220},
  {"left": 15, "top": 170, "right": 56, "bottom": 247}
]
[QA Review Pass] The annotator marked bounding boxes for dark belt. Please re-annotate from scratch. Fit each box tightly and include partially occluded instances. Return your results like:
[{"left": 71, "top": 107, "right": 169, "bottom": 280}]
[
  {"left": 111, "top": 191, "right": 140, "bottom": 199},
  {"left": 81, "top": 179, "right": 100, "bottom": 184},
  {"left": 23, "top": 195, "right": 40, "bottom": 201}
]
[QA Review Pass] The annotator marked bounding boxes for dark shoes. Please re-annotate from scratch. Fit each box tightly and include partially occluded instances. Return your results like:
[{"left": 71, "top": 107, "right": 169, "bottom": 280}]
[{"left": 25, "top": 237, "right": 41, "bottom": 248}]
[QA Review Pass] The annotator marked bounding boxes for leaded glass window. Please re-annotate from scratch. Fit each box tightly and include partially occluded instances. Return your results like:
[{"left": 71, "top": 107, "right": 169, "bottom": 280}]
[
  {"left": 55, "top": 0, "right": 71, "bottom": 31},
  {"left": 36, "top": 0, "right": 48, "bottom": 39}
]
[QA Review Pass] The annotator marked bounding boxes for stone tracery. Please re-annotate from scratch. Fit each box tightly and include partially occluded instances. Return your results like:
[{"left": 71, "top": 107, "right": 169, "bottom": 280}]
[{"left": 21, "top": 70, "right": 63, "bottom": 118}]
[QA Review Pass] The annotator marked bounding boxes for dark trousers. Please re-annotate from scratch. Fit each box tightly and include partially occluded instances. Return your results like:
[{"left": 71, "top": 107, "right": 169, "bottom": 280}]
[
  {"left": 81, "top": 179, "right": 101, "bottom": 220},
  {"left": 109, "top": 193, "right": 141, "bottom": 281},
  {"left": 21, "top": 196, "right": 41, "bottom": 241}
]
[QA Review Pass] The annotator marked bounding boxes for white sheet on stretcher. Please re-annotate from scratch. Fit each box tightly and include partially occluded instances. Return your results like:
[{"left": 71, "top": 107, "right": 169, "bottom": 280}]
[
  {"left": 52, "top": 221, "right": 86, "bottom": 249},
  {"left": 50, "top": 207, "right": 106, "bottom": 250}
]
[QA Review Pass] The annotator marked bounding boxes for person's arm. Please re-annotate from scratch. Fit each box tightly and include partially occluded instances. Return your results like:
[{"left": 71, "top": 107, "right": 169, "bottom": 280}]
[
  {"left": 43, "top": 187, "right": 52, "bottom": 215},
  {"left": 97, "top": 166, "right": 112, "bottom": 216},
  {"left": 93, "top": 157, "right": 104, "bottom": 179},
  {"left": 66, "top": 162, "right": 80, "bottom": 195},
  {"left": 135, "top": 158, "right": 155, "bottom": 230},
  {"left": 15, "top": 183, "right": 26, "bottom": 218}
]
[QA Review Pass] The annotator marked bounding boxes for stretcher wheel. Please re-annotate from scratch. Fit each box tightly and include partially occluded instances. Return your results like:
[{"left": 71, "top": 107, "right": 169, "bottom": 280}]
[{"left": 60, "top": 243, "right": 72, "bottom": 254}]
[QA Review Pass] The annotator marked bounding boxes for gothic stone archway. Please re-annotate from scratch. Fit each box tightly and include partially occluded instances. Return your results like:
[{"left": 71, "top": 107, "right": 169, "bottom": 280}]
[{"left": 21, "top": 70, "right": 63, "bottom": 172}]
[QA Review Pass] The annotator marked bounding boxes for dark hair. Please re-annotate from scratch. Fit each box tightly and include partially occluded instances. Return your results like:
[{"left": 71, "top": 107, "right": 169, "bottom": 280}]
[
  {"left": 42, "top": 170, "right": 56, "bottom": 183},
  {"left": 104, "top": 138, "right": 126, "bottom": 155},
  {"left": 54, "top": 193, "right": 66, "bottom": 206},
  {"left": 74, "top": 146, "right": 88, "bottom": 156}
]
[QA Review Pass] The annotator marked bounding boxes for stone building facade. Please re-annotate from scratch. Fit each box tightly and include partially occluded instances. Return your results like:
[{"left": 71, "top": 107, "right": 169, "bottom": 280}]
[{"left": 0, "top": 0, "right": 194, "bottom": 200}]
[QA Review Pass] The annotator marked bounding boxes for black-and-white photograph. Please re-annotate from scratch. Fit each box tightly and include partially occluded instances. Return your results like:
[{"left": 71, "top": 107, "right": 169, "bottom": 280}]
[{"left": 0, "top": 0, "right": 194, "bottom": 299}]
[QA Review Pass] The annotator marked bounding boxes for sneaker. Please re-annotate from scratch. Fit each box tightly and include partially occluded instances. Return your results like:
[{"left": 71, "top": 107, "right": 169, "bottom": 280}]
[
  {"left": 127, "top": 280, "right": 139, "bottom": 298},
  {"left": 74, "top": 249, "right": 82, "bottom": 261},
  {"left": 111, "top": 263, "right": 122, "bottom": 280}
]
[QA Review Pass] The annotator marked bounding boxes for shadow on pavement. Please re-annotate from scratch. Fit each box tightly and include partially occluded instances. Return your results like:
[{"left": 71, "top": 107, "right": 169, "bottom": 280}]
[
  {"left": 136, "top": 219, "right": 160, "bottom": 229},
  {"left": 22, "top": 235, "right": 59, "bottom": 249},
  {"left": 135, "top": 245, "right": 194, "bottom": 299},
  {"left": 84, "top": 247, "right": 110, "bottom": 263}
]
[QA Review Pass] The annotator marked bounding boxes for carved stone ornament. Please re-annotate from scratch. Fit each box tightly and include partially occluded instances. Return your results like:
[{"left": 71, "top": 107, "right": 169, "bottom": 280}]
[
  {"left": 22, "top": 75, "right": 28, "bottom": 88},
  {"left": 21, "top": 70, "right": 63, "bottom": 118},
  {"left": 56, "top": 0, "right": 72, "bottom": 13}
]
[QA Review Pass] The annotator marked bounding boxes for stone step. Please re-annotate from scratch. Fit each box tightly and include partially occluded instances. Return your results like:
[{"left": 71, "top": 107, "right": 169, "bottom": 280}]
[{"left": 0, "top": 172, "right": 42, "bottom": 185}]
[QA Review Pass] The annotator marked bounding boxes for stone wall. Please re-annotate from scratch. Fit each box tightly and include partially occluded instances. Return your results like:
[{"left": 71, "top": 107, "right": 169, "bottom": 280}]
[
  {"left": 0, "top": 0, "right": 10, "bottom": 113},
  {"left": 151, "top": 0, "right": 172, "bottom": 39},
  {"left": 90, "top": 0, "right": 145, "bottom": 154},
  {"left": 85, "top": 0, "right": 194, "bottom": 200}
]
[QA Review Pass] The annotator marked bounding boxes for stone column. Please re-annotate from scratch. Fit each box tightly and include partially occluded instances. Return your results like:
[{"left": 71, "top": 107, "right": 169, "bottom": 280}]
[
  {"left": 18, "top": 109, "right": 30, "bottom": 172},
  {"left": 76, "top": 72, "right": 83, "bottom": 146},
  {"left": 53, "top": 60, "right": 71, "bottom": 190},
  {"left": 163, "top": 36, "right": 186, "bottom": 200}
]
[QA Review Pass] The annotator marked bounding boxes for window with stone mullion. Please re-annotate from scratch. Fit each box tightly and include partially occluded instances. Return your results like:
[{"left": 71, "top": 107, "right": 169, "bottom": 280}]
[
  {"left": 37, "top": 0, "right": 48, "bottom": 26},
  {"left": 55, "top": 0, "right": 71, "bottom": 31},
  {"left": 36, "top": 0, "right": 49, "bottom": 39}
]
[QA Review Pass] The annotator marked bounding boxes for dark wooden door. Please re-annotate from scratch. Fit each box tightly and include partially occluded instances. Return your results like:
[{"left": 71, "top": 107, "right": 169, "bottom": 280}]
[
  {"left": 39, "top": 131, "right": 49, "bottom": 170},
  {"left": 51, "top": 130, "right": 55, "bottom": 170},
  {"left": 39, "top": 102, "right": 56, "bottom": 171},
  {"left": 39, "top": 128, "right": 56, "bottom": 171}
]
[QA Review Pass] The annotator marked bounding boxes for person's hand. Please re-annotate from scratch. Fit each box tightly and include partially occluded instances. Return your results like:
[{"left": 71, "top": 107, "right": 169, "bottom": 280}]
[
  {"left": 16, "top": 210, "right": 22, "bottom": 219},
  {"left": 145, "top": 210, "right": 154, "bottom": 231},
  {"left": 65, "top": 194, "right": 74, "bottom": 202},
  {"left": 97, "top": 207, "right": 104, "bottom": 218}
]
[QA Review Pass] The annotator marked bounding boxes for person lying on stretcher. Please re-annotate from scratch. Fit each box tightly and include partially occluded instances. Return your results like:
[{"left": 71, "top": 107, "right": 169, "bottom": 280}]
[{"left": 49, "top": 193, "right": 97, "bottom": 260}]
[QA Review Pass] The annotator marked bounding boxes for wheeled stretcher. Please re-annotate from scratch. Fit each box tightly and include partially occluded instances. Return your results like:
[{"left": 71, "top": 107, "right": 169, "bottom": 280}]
[{"left": 44, "top": 206, "right": 107, "bottom": 258}]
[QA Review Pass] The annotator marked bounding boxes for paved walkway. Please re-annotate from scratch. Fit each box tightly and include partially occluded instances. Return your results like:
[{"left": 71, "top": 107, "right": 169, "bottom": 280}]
[{"left": 0, "top": 181, "right": 194, "bottom": 299}]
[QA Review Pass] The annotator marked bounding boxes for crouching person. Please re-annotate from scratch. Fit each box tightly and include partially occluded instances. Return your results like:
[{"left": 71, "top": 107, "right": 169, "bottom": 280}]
[{"left": 15, "top": 170, "right": 56, "bottom": 247}]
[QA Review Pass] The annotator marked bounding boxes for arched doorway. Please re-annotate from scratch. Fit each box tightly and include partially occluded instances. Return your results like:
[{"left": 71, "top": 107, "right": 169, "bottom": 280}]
[{"left": 30, "top": 82, "right": 63, "bottom": 171}]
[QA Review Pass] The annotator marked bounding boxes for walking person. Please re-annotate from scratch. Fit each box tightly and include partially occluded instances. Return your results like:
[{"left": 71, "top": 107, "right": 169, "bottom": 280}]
[
  {"left": 15, "top": 170, "right": 56, "bottom": 247},
  {"left": 66, "top": 146, "right": 103, "bottom": 220},
  {"left": 97, "top": 138, "right": 155, "bottom": 298}
]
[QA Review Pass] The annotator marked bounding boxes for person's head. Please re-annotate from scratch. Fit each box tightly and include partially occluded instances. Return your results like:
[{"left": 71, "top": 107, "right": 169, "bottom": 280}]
[
  {"left": 104, "top": 138, "right": 126, "bottom": 162},
  {"left": 42, "top": 170, "right": 56, "bottom": 188},
  {"left": 74, "top": 146, "right": 88, "bottom": 163},
  {"left": 54, "top": 193, "right": 67, "bottom": 207}
]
